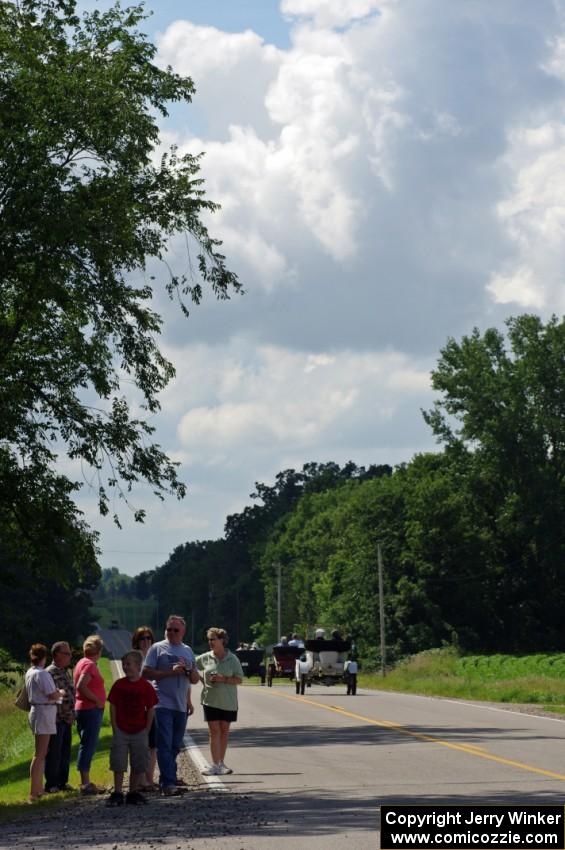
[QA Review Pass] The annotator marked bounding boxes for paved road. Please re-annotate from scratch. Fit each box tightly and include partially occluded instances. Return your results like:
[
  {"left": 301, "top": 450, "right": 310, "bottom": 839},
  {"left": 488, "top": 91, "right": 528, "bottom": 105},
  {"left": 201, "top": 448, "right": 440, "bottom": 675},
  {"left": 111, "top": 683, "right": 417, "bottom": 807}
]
[
  {"left": 97, "top": 626, "right": 132, "bottom": 659},
  {"left": 6, "top": 682, "right": 565, "bottom": 850},
  {"left": 184, "top": 683, "right": 565, "bottom": 850}
]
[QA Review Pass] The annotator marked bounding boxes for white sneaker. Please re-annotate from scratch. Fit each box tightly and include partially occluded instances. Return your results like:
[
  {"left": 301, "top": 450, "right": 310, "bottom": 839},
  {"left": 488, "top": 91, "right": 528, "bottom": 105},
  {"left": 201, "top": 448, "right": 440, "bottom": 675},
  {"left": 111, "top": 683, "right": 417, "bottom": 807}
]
[
  {"left": 201, "top": 764, "right": 220, "bottom": 776},
  {"left": 218, "top": 762, "right": 233, "bottom": 774}
]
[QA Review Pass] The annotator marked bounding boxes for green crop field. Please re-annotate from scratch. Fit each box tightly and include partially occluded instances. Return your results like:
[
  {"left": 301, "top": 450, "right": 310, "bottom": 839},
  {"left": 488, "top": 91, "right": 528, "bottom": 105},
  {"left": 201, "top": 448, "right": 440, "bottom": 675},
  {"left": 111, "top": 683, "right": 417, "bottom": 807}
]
[{"left": 360, "top": 647, "right": 565, "bottom": 708}]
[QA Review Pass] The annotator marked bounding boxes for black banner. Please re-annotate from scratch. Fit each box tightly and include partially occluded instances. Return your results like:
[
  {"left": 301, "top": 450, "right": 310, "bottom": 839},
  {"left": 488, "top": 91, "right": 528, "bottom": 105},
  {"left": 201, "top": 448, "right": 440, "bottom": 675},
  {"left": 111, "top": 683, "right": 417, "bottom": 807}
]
[{"left": 381, "top": 805, "right": 565, "bottom": 850}]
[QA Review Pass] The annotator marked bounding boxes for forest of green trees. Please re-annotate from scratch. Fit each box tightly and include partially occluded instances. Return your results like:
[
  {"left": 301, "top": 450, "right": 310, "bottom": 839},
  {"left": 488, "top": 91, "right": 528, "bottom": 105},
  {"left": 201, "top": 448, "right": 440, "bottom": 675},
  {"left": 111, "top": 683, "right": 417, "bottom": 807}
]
[
  {"left": 1, "top": 314, "right": 563, "bottom": 664},
  {"left": 127, "top": 315, "right": 565, "bottom": 663}
]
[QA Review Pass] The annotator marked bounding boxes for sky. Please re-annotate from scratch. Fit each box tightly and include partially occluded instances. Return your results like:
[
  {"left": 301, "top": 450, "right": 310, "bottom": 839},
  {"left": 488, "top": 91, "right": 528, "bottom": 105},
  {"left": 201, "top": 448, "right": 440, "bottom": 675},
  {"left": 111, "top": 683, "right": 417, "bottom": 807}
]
[{"left": 74, "top": 0, "right": 565, "bottom": 576}]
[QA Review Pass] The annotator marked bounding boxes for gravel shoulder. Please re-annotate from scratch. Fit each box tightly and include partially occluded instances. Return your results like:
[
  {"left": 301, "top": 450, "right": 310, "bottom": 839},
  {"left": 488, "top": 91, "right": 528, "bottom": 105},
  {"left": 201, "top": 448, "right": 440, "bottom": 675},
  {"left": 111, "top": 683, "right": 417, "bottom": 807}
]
[
  {"left": 0, "top": 751, "right": 269, "bottom": 850},
  {"left": 435, "top": 698, "right": 565, "bottom": 721},
  {"left": 2, "top": 695, "right": 563, "bottom": 850}
]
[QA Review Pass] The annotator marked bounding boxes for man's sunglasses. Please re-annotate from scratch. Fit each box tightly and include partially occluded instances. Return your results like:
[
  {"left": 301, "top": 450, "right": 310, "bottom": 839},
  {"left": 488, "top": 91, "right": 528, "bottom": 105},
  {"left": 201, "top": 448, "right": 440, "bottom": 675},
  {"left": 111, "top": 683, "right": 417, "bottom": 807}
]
[{"left": 166, "top": 627, "right": 181, "bottom": 633}]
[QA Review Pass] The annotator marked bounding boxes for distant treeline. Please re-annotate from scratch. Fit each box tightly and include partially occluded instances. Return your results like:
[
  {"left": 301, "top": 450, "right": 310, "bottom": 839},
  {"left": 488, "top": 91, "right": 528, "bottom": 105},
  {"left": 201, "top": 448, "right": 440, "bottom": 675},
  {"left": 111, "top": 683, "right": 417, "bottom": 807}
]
[
  {"left": 1, "top": 315, "right": 563, "bottom": 665},
  {"left": 133, "top": 316, "right": 565, "bottom": 664}
]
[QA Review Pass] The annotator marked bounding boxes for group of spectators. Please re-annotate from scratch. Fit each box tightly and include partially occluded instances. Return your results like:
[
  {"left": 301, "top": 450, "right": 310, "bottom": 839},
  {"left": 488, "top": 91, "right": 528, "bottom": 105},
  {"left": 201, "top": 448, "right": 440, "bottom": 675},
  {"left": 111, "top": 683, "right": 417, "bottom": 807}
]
[
  {"left": 23, "top": 615, "right": 244, "bottom": 805},
  {"left": 25, "top": 636, "right": 105, "bottom": 801}
]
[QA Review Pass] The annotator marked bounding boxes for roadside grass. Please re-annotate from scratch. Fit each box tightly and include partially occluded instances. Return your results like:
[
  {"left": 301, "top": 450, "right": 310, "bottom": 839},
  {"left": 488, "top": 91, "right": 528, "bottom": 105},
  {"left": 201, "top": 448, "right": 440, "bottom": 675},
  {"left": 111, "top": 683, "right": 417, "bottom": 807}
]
[
  {"left": 3, "top": 649, "right": 565, "bottom": 819},
  {"left": 0, "top": 658, "right": 116, "bottom": 820},
  {"left": 360, "top": 647, "right": 565, "bottom": 710}
]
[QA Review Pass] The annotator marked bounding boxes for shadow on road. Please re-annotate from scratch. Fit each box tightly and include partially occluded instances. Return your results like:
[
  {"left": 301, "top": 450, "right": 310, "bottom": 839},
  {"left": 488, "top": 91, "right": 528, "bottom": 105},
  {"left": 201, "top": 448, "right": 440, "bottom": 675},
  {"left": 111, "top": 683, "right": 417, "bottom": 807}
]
[{"left": 191, "top": 722, "right": 565, "bottom": 751}]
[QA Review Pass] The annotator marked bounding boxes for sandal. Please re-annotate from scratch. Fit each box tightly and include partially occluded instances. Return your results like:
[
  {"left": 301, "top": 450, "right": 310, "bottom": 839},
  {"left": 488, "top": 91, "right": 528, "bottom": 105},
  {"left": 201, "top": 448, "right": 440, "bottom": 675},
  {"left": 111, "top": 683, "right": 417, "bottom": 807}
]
[
  {"left": 125, "top": 790, "right": 147, "bottom": 805},
  {"left": 105, "top": 791, "right": 124, "bottom": 807},
  {"left": 139, "top": 783, "right": 159, "bottom": 792},
  {"left": 80, "top": 782, "right": 105, "bottom": 796},
  {"left": 162, "top": 786, "right": 184, "bottom": 796}
]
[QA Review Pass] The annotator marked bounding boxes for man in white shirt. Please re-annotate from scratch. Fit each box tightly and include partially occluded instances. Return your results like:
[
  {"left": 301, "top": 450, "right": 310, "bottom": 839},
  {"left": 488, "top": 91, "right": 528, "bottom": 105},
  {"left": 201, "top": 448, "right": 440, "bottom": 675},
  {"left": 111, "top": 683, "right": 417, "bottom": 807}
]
[{"left": 345, "top": 658, "right": 358, "bottom": 695}]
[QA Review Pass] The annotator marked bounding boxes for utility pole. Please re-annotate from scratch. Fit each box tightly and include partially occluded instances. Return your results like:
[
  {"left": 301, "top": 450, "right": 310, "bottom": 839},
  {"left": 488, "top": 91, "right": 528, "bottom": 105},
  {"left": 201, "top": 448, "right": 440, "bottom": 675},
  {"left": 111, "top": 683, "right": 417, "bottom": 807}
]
[
  {"left": 377, "top": 543, "right": 386, "bottom": 677},
  {"left": 276, "top": 563, "right": 282, "bottom": 640}
]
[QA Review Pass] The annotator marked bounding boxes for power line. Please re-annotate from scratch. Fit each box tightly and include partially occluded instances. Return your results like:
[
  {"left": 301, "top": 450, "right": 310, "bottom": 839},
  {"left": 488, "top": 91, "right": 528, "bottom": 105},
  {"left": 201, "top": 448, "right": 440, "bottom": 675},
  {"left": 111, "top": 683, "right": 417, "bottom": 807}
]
[{"left": 103, "top": 549, "right": 171, "bottom": 555}]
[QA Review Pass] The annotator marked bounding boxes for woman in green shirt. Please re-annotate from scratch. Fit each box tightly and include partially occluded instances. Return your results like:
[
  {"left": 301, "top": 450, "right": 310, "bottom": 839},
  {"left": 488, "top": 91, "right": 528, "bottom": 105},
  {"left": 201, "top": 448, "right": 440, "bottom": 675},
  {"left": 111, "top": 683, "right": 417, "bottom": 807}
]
[{"left": 196, "top": 627, "right": 244, "bottom": 776}]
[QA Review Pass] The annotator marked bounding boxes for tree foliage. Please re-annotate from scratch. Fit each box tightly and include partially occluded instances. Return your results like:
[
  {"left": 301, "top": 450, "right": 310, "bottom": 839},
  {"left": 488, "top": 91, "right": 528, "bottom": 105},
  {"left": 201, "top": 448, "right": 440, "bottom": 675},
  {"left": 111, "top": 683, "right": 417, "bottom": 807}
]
[
  {"left": 116, "top": 316, "right": 564, "bottom": 661},
  {"left": 424, "top": 314, "right": 565, "bottom": 649},
  {"left": 0, "top": 0, "right": 240, "bottom": 578},
  {"left": 0, "top": 544, "right": 98, "bottom": 659}
]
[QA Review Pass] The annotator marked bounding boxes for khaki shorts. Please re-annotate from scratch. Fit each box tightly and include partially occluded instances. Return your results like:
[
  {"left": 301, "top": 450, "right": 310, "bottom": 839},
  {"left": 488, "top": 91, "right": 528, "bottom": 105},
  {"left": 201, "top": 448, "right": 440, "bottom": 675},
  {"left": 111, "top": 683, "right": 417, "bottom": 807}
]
[{"left": 109, "top": 727, "right": 149, "bottom": 774}]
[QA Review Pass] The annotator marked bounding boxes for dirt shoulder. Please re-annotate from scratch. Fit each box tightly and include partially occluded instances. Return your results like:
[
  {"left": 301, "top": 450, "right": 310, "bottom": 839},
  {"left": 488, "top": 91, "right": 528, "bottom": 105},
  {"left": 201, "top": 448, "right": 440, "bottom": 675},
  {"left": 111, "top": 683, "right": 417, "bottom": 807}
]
[{"left": 437, "top": 698, "right": 565, "bottom": 721}]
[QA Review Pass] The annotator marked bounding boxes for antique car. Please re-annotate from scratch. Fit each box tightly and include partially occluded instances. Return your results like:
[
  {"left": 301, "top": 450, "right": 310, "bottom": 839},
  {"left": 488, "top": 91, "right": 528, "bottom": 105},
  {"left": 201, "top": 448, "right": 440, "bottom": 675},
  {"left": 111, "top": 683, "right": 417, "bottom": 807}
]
[
  {"left": 235, "top": 647, "right": 266, "bottom": 685},
  {"left": 266, "top": 644, "right": 303, "bottom": 686},
  {"left": 295, "top": 636, "right": 351, "bottom": 694}
]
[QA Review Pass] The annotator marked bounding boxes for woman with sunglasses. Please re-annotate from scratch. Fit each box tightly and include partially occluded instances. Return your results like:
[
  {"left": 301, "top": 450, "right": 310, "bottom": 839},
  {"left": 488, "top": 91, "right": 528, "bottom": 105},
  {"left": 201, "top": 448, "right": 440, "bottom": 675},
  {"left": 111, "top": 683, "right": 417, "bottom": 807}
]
[
  {"left": 196, "top": 627, "right": 243, "bottom": 776},
  {"left": 131, "top": 626, "right": 157, "bottom": 791}
]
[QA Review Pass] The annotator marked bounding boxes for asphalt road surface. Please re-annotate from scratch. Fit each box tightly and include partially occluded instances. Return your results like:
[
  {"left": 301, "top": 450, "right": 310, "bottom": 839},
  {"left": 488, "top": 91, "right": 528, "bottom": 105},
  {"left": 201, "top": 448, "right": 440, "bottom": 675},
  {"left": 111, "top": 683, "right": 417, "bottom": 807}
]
[
  {"left": 5, "top": 683, "right": 565, "bottom": 850},
  {"left": 97, "top": 626, "right": 132, "bottom": 659},
  {"left": 184, "top": 683, "right": 565, "bottom": 850}
]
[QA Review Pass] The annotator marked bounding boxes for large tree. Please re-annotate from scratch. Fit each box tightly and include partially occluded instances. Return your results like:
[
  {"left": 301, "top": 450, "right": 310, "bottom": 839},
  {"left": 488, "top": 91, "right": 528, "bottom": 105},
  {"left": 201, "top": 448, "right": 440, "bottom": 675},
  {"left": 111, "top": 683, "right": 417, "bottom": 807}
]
[
  {"left": 0, "top": 0, "right": 240, "bottom": 578},
  {"left": 424, "top": 314, "right": 565, "bottom": 650}
]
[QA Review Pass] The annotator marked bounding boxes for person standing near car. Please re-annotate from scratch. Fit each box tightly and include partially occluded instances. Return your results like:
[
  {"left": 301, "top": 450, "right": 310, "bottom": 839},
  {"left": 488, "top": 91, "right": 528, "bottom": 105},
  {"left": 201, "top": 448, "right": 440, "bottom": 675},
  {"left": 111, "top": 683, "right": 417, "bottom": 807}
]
[
  {"left": 44, "top": 641, "right": 75, "bottom": 793},
  {"left": 142, "top": 615, "right": 198, "bottom": 796},
  {"left": 197, "top": 627, "right": 243, "bottom": 776},
  {"left": 345, "top": 657, "right": 358, "bottom": 695}
]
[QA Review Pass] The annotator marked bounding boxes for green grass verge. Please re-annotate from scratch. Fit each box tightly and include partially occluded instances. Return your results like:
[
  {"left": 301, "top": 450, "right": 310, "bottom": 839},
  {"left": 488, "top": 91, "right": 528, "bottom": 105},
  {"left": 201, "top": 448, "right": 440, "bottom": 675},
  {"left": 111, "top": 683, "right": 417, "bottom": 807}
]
[
  {"left": 360, "top": 647, "right": 565, "bottom": 710},
  {"left": 0, "top": 658, "right": 116, "bottom": 820},
  {"left": 3, "top": 650, "right": 565, "bottom": 819}
]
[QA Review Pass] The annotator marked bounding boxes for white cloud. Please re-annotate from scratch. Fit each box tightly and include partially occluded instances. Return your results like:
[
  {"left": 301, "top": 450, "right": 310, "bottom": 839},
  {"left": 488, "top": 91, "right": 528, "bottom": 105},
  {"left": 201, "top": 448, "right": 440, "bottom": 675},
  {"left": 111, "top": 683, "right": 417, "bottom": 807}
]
[
  {"left": 82, "top": 1, "right": 565, "bottom": 575},
  {"left": 281, "top": 0, "right": 382, "bottom": 28},
  {"left": 486, "top": 120, "right": 565, "bottom": 311},
  {"left": 155, "top": 0, "right": 565, "bottom": 350},
  {"left": 175, "top": 344, "right": 431, "bottom": 457},
  {"left": 487, "top": 267, "right": 546, "bottom": 309}
]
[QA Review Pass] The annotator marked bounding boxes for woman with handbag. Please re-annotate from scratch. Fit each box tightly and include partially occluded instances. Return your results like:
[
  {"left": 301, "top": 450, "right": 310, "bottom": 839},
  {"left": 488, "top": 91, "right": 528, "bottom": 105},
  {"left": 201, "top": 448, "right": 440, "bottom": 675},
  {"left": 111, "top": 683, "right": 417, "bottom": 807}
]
[{"left": 25, "top": 644, "right": 65, "bottom": 802}]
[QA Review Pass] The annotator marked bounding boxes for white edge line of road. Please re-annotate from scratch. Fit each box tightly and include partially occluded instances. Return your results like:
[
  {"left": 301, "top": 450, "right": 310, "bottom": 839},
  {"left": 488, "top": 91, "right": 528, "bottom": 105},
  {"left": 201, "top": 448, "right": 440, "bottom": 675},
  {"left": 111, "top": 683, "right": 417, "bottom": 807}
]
[
  {"left": 110, "top": 659, "right": 123, "bottom": 679},
  {"left": 373, "top": 688, "right": 565, "bottom": 724},
  {"left": 183, "top": 731, "right": 228, "bottom": 792}
]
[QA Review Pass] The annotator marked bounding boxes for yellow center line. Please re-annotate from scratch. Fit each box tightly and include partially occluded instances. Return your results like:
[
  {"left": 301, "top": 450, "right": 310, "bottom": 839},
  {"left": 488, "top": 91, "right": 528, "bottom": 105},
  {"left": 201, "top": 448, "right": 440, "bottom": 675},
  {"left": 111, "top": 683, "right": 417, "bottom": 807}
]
[{"left": 257, "top": 687, "right": 565, "bottom": 782}]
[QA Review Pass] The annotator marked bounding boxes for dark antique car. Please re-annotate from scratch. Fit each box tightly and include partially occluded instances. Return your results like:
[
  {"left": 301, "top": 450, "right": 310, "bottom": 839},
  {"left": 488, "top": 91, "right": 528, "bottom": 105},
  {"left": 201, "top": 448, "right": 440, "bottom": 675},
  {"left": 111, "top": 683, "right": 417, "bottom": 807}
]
[
  {"left": 235, "top": 648, "right": 266, "bottom": 685},
  {"left": 267, "top": 645, "right": 303, "bottom": 686}
]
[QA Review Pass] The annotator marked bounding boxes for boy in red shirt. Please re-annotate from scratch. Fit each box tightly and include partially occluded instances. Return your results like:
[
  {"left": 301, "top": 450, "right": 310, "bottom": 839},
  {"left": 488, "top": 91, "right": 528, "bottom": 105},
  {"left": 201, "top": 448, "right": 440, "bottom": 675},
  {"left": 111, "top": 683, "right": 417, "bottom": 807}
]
[{"left": 107, "top": 650, "right": 158, "bottom": 805}]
